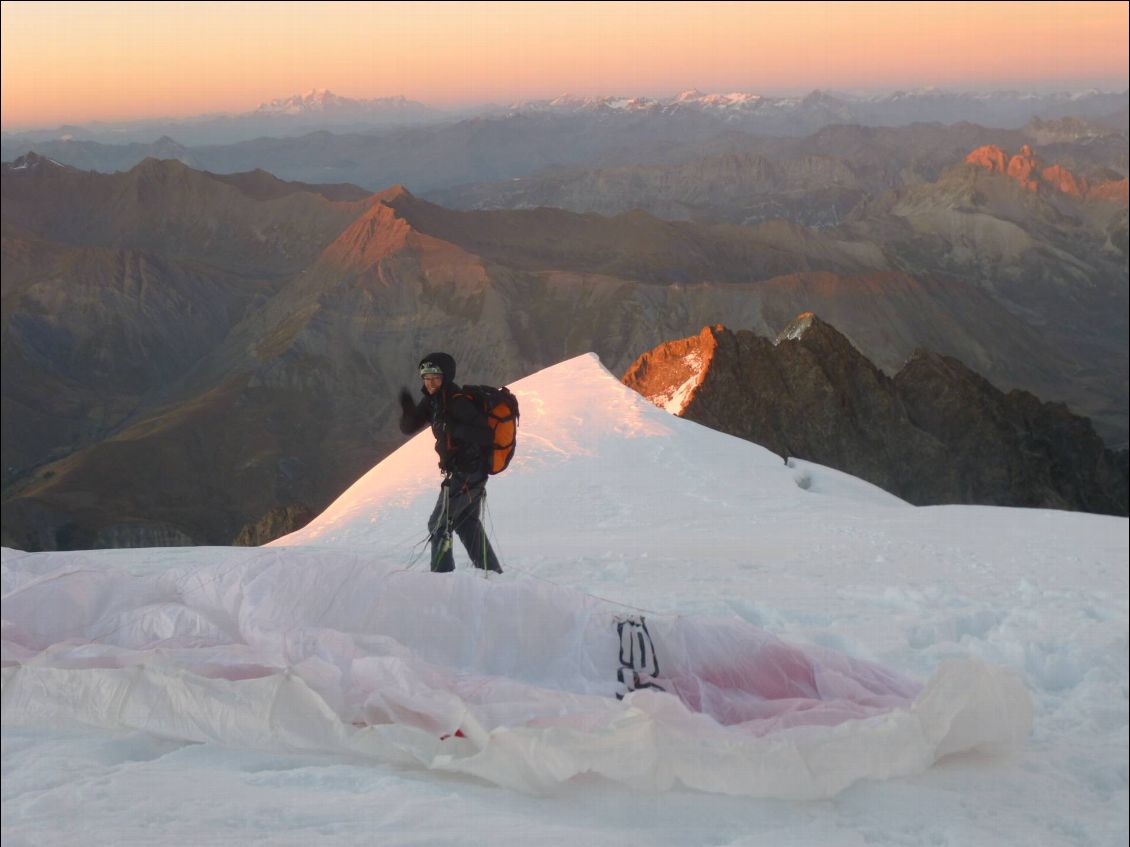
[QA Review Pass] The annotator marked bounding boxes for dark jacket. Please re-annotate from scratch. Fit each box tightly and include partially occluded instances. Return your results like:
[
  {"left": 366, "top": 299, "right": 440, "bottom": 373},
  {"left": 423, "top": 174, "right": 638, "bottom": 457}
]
[{"left": 399, "top": 352, "right": 493, "bottom": 477}]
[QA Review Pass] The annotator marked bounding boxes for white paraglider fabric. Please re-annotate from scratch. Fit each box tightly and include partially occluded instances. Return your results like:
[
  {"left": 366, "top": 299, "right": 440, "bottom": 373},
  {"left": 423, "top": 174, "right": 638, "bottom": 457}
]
[{"left": 0, "top": 546, "right": 1031, "bottom": 799}]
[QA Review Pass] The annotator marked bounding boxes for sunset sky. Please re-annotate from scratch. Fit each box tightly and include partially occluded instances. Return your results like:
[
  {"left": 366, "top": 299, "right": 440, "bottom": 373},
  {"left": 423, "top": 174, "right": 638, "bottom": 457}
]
[{"left": 2, "top": 0, "right": 1127, "bottom": 129}]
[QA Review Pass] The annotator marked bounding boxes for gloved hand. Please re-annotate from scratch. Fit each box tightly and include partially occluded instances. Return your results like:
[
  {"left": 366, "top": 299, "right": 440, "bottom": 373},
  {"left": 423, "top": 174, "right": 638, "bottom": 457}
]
[{"left": 399, "top": 387, "right": 424, "bottom": 434}]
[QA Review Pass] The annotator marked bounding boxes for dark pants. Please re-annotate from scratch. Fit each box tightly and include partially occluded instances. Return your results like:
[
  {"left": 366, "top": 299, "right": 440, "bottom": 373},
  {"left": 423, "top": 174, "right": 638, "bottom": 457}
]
[{"left": 428, "top": 475, "right": 501, "bottom": 573}]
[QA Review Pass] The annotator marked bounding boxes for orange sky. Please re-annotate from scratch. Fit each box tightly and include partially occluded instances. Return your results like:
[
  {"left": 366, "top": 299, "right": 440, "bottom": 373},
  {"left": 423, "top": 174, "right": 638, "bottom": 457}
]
[{"left": 2, "top": 1, "right": 1127, "bottom": 129}]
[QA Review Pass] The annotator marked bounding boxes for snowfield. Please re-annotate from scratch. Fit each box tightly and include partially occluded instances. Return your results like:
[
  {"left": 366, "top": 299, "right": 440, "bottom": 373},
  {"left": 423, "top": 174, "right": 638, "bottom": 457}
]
[{"left": 3, "top": 354, "right": 1127, "bottom": 846}]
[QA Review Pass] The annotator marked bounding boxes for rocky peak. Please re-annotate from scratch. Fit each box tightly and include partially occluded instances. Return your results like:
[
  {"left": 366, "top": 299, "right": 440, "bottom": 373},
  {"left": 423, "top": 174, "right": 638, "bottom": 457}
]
[
  {"left": 776, "top": 310, "right": 817, "bottom": 342},
  {"left": 1040, "top": 163, "right": 1087, "bottom": 197},
  {"left": 320, "top": 197, "right": 415, "bottom": 270},
  {"left": 317, "top": 186, "right": 485, "bottom": 280},
  {"left": 621, "top": 325, "right": 721, "bottom": 414},
  {"left": 776, "top": 310, "right": 857, "bottom": 346},
  {"left": 773, "top": 311, "right": 870, "bottom": 365},
  {"left": 122, "top": 158, "right": 199, "bottom": 195},
  {"left": 1006, "top": 144, "right": 1041, "bottom": 191},
  {"left": 5, "top": 152, "right": 68, "bottom": 173},
  {"left": 964, "top": 145, "right": 1008, "bottom": 173},
  {"left": 897, "top": 347, "right": 997, "bottom": 398},
  {"left": 622, "top": 317, "right": 1128, "bottom": 515},
  {"left": 371, "top": 183, "right": 415, "bottom": 207},
  {"left": 131, "top": 156, "right": 192, "bottom": 176},
  {"left": 801, "top": 90, "right": 844, "bottom": 107},
  {"left": 964, "top": 143, "right": 1123, "bottom": 203},
  {"left": 256, "top": 89, "right": 344, "bottom": 114},
  {"left": 625, "top": 315, "right": 897, "bottom": 471}
]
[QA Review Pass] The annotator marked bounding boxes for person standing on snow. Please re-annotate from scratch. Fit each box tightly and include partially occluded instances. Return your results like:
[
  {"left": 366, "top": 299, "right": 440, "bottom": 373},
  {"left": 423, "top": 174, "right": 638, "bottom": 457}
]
[{"left": 398, "top": 352, "right": 503, "bottom": 574}]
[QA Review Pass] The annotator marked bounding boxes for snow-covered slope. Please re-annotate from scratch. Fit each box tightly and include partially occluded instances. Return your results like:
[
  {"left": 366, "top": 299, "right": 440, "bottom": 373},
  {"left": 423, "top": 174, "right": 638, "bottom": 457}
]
[
  {"left": 2, "top": 354, "right": 1127, "bottom": 846},
  {"left": 277, "top": 352, "right": 906, "bottom": 553}
]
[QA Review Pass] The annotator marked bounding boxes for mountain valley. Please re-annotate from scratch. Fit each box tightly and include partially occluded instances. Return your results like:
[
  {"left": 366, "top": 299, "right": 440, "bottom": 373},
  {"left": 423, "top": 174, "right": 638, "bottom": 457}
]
[{"left": 2, "top": 110, "right": 1126, "bottom": 549}]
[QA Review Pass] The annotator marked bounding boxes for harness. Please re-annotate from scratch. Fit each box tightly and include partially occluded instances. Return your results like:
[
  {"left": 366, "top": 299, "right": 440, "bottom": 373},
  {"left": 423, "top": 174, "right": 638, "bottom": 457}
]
[{"left": 615, "top": 616, "right": 665, "bottom": 698}]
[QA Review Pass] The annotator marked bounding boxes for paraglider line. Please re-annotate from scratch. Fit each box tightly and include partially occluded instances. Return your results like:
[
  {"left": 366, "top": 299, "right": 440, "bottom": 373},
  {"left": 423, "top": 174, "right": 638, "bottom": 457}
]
[{"left": 480, "top": 497, "right": 674, "bottom": 620}]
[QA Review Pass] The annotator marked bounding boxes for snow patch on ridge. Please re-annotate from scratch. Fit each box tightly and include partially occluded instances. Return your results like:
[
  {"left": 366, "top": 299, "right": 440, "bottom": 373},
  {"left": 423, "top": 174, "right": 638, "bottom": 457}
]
[
  {"left": 776, "top": 311, "right": 816, "bottom": 344},
  {"left": 648, "top": 350, "right": 708, "bottom": 414}
]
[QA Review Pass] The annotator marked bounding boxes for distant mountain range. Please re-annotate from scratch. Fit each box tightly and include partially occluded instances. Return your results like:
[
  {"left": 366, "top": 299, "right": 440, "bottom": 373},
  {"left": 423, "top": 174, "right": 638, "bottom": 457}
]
[
  {"left": 2, "top": 124, "right": 1126, "bottom": 549},
  {"left": 428, "top": 119, "right": 1128, "bottom": 225},
  {"left": 253, "top": 89, "right": 434, "bottom": 118},
  {"left": 507, "top": 88, "right": 1130, "bottom": 131},
  {"left": 2, "top": 90, "right": 446, "bottom": 147},
  {"left": 623, "top": 317, "right": 1127, "bottom": 515},
  {"left": 4, "top": 87, "right": 1126, "bottom": 148},
  {"left": 3, "top": 88, "right": 1126, "bottom": 182}
]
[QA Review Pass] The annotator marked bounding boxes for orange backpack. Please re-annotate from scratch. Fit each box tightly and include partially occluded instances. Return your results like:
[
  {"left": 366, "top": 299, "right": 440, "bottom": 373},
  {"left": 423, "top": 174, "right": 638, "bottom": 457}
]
[{"left": 455, "top": 385, "right": 520, "bottom": 474}]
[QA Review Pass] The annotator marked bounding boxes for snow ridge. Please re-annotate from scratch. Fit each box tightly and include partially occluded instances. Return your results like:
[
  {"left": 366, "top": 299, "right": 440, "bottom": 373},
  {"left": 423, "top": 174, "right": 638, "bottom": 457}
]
[{"left": 2, "top": 353, "right": 1126, "bottom": 845}]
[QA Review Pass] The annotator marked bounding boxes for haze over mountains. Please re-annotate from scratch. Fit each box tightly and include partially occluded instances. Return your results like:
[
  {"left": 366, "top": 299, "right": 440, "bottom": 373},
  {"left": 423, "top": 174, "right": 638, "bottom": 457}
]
[
  {"left": 4, "top": 87, "right": 1127, "bottom": 145},
  {"left": 1, "top": 90, "right": 448, "bottom": 147},
  {"left": 430, "top": 119, "right": 1129, "bottom": 224},
  {"left": 2, "top": 86, "right": 1127, "bottom": 550},
  {"left": 2, "top": 88, "right": 1126, "bottom": 192}
]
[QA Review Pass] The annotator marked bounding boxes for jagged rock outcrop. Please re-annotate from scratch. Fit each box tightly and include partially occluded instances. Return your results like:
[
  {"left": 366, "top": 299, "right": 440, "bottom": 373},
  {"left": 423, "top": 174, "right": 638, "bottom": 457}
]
[
  {"left": 965, "top": 144, "right": 1009, "bottom": 173},
  {"left": 894, "top": 352, "right": 1128, "bottom": 515},
  {"left": 233, "top": 503, "right": 315, "bottom": 546},
  {"left": 1039, "top": 163, "right": 1085, "bottom": 197},
  {"left": 623, "top": 319, "right": 1128, "bottom": 515},
  {"left": 965, "top": 143, "right": 1128, "bottom": 202},
  {"left": 1006, "top": 143, "right": 1042, "bottom": 191}
]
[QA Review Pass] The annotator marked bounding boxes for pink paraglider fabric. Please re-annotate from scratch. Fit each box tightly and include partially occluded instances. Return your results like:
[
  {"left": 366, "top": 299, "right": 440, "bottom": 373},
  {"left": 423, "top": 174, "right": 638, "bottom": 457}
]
[{"left": 1, "top": 547, "right": 1030, "bottom": 799}]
